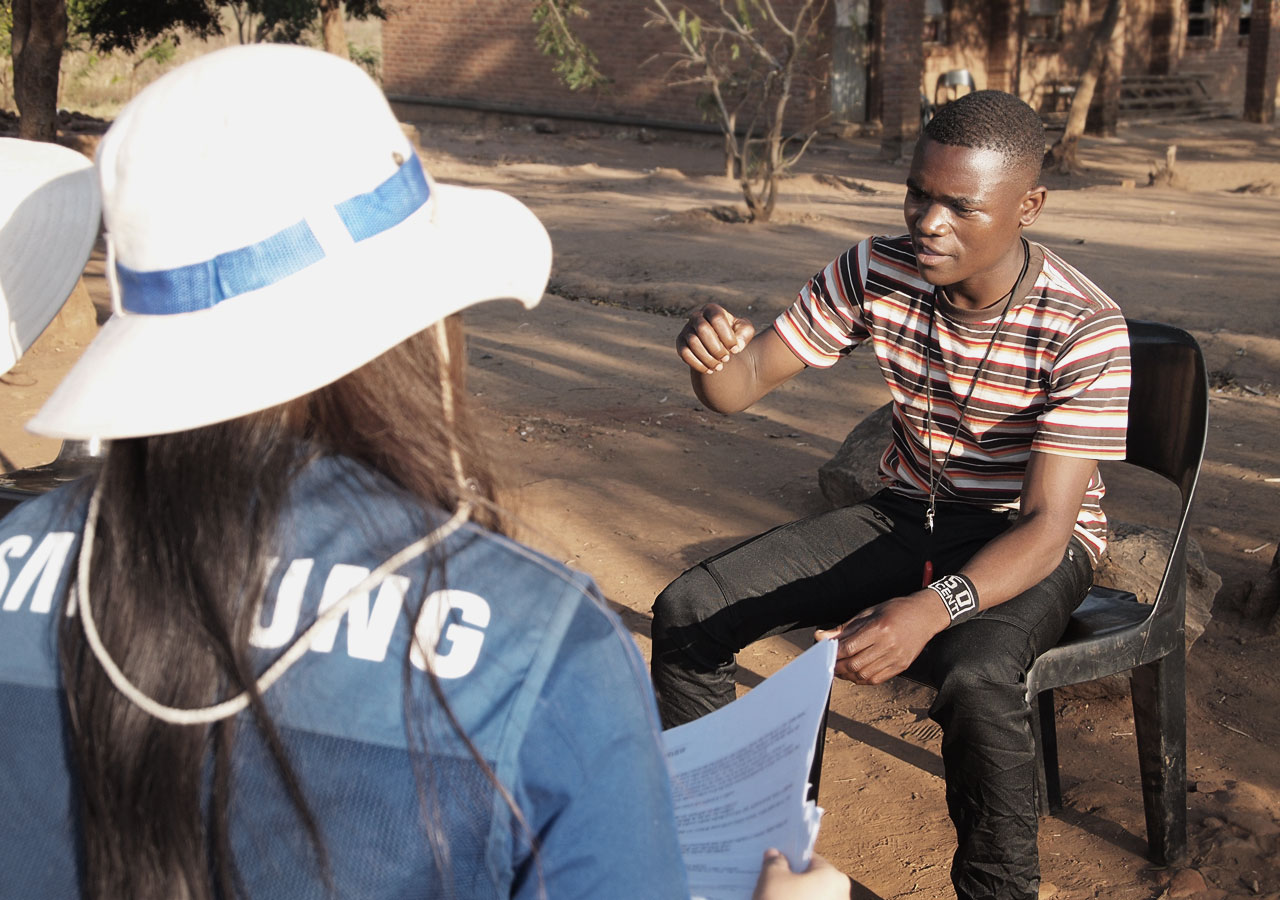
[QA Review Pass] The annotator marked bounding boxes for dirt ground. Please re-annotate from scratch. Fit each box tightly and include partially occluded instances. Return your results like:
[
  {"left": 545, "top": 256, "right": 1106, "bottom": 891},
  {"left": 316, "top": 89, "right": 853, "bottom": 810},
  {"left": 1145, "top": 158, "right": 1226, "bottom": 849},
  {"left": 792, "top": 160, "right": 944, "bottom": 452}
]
[{"left": 3, "top": 114, "right": 1278, "bottom": 899}]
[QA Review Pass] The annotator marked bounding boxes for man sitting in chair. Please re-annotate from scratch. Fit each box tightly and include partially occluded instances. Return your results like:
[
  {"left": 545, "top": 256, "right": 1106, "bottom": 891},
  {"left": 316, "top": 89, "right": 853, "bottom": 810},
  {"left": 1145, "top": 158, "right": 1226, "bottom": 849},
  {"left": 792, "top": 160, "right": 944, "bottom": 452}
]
[{"left": 652, "top": 90, "right": 1131, "bottom": 900}]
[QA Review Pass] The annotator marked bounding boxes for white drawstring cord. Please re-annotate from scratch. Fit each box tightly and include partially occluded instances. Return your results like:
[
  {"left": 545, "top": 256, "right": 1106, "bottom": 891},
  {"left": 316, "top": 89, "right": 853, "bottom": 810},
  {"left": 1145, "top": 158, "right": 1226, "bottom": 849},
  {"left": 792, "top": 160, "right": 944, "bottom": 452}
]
[
  {"left": 435, "top": 320, "right": 468, "bottom": 492},
  {"left": 75, "top": 476, "right": 473, "bottom": 726}
]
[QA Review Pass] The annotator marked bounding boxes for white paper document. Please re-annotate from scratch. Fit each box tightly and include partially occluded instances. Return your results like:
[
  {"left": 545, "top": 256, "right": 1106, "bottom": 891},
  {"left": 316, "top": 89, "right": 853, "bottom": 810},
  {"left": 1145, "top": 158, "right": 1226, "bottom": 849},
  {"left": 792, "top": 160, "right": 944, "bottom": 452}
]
[{"left": 662, "top": 639, "right": 837, "bottom": 900}]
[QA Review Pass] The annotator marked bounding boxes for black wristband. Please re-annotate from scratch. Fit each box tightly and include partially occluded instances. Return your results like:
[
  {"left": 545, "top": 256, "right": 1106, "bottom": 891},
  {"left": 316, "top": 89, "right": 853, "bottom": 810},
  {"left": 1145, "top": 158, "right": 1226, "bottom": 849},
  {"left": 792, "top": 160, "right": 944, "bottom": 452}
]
[{"left": 928, "top": 573, "right": 980, "bottom": 626}]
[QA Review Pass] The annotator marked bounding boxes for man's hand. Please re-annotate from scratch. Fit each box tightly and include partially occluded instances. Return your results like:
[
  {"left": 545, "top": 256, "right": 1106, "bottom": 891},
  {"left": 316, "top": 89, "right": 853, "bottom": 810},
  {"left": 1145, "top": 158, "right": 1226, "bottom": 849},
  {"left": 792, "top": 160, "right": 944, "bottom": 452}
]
[
  {"left": 815, "top": 590, "right": 951, "bottom": 685},
  {"left": 677, "top": 303, "right": 755, "bottom": 375}
]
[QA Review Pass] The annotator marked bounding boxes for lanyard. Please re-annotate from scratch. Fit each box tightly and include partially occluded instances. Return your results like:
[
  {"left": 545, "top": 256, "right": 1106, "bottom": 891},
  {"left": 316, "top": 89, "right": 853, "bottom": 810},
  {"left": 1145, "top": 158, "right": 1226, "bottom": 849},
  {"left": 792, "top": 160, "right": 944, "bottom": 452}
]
[{"left": 920, "top": 237, "right": 1030, "bottom": 585}]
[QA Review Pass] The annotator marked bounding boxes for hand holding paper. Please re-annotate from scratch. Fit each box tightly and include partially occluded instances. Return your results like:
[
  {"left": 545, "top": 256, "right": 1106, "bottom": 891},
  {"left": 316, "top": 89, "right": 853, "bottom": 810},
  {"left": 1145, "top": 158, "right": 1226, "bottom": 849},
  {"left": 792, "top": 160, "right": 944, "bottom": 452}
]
[{"left": 662, "top": 640, "right": 837, "bottom": 900}]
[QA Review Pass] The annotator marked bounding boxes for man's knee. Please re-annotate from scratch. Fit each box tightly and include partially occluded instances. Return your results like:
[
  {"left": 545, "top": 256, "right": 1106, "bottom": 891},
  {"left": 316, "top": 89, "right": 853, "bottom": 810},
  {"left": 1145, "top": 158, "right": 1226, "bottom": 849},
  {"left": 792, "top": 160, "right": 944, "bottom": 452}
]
[
  {"left": 935, "top": 653, "right": 1024, "bottom": 701},
  {"left": 928, "top": 628, "right": 1034, "bottom": 739},
  {"left": 926, "top": 619, "right": 1035, "bottom": 691},
  {"left": 651, "top": 565, "right": 732, "bottom": 665}
]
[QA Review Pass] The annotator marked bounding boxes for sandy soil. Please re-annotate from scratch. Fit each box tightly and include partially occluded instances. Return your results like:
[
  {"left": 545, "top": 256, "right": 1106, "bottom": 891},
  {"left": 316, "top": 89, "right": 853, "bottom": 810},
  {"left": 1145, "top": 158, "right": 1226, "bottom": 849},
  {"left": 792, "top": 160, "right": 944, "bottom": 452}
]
[{"left": 3, "top": 115, "right": 1278, "bottom": 899}]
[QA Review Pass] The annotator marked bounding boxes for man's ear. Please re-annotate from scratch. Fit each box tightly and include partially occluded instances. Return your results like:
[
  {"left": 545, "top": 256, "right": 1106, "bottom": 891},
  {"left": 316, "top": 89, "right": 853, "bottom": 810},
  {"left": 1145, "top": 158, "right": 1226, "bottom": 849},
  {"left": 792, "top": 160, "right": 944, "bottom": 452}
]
[{"left": 1019, "top": 185, "right": 1048, "bottom": 227}]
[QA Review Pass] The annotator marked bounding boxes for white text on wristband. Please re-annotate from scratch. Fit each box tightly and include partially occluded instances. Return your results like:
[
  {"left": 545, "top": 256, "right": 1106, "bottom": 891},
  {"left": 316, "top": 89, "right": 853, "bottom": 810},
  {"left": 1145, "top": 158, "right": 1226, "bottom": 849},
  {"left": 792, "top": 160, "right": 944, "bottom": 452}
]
[{"left": 928, "top": 574, "right": 980, "bottom": 626}]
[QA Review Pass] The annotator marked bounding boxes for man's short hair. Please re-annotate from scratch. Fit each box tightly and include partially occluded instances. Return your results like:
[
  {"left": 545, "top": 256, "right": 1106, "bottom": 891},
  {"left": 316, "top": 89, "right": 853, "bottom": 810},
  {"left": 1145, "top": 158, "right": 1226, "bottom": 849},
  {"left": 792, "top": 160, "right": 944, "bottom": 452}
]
[{"left": 922, "top": 90, "right": 1045, "bottom": 188}]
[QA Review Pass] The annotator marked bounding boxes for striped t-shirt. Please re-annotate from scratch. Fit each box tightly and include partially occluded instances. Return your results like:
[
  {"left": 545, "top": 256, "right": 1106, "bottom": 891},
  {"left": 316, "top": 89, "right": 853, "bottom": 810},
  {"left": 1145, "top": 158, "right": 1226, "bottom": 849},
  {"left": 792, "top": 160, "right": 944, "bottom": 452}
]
[{"left": 775, "top": 235, "right": 1131, "bottom": 563}]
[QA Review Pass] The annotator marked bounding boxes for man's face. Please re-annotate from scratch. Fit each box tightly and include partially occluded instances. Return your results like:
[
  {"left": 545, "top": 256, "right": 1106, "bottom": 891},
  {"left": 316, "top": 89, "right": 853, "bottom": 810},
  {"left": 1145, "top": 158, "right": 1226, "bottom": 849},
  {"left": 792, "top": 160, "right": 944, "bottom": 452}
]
[{"left": 903, "top": 138, "right": 1043, "bottom": 292}]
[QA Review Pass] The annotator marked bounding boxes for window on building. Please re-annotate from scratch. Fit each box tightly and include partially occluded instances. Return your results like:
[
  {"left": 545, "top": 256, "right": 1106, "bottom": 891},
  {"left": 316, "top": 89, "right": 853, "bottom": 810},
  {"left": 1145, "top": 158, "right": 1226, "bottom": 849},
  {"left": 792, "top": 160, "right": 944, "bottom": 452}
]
[
  {"left": 1187, "top": 0, "right": 1214, "bottom": 38},
  {"left": 923, "top": 0, "right": 949, "bottom": 45},
  {"left": 1026, "top": 0, "right": 1063, "bottom": 43},
  {"left": 1239, "top": 0, "right": 1252, "bottom": 36}
]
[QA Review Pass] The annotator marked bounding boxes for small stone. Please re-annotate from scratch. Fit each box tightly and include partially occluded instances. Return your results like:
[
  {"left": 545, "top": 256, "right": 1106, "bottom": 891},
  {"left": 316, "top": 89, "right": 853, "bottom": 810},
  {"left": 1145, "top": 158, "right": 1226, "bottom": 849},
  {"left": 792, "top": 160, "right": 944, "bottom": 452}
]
[
  {"left": 1037, "top": 881, "right": 1058, "bottom": 899},
  {"left": 1168, "top": 867, "right": 1208, "bottom": 898}
]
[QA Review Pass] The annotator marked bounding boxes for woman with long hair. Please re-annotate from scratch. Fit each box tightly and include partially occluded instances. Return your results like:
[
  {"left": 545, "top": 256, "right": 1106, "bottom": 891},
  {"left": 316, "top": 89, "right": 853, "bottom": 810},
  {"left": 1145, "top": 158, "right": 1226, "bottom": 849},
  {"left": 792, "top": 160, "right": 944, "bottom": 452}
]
[
  {"left": 0, "top": 44, "right": 849, "bottom": 900},
  {"left": 0, "top": 43, "right": 688, "bottom": 899}
]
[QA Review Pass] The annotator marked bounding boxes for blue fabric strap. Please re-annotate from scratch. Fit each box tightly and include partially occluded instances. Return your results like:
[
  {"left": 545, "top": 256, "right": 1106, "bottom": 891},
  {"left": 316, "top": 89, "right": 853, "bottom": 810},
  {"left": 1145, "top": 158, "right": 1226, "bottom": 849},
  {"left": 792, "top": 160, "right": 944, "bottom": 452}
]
[
  {"left": 117, "top": 154, "right": 430, "bottom": 315},
  {"left": 337, "top": 153, "right": 431, "bottom": 243}
]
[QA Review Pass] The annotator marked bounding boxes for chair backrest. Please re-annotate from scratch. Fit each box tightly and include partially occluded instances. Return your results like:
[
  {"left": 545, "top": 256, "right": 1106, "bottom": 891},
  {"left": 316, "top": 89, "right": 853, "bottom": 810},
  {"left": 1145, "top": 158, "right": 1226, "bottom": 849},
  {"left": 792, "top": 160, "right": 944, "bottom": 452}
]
[
  {"left": 0, "top": 439, "right": 106, "bottom": 519},
  {"left": 939, "top": 68, "right": 976, "bottom": 89},
  {"left": 1117, "top": 319, "right": 1208, "bottom": 647},
  {"left": 1122, "top": 319, "right": 1208, "bottom": 503},
  {"left": 933, "top": 69, "right": 977, "bottom": 107}
]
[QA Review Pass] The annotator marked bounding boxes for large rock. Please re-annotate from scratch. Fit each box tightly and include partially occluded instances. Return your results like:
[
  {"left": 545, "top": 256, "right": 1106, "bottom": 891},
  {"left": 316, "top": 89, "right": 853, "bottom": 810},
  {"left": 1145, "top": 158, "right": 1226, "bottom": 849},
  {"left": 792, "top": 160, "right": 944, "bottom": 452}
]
[
  {"left": 1093, "top": 520, "right": 1221, "bottom": 651},
  {"left": 819, "top": 402, "right": 1221, "bottom": 654},
  {"left": 1243, "top": 545, "right": 1279, "bottom": 634},
  {"left": 817, "top": 402, "right": 893, "bottom": 507}
]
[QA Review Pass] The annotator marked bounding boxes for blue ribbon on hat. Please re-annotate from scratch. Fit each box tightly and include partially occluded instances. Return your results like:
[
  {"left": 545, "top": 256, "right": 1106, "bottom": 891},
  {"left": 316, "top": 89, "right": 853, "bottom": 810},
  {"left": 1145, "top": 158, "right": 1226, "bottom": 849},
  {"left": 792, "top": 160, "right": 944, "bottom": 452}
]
[{"left": 116, "top": 153, "right": 431, "bottom": 315}]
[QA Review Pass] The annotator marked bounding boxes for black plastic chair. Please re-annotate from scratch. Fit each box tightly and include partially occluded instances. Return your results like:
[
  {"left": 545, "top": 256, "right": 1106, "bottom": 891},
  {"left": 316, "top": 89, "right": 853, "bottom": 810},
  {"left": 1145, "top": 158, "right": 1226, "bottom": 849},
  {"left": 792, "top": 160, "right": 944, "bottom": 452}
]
[
  {"left": 933, "top": 68, "right": 976, "bottom": 107},
  {"left": 922, "top": 69, "right": 977, "bottom": 129},
  {"left": 812, "top": 319, "right": 1207, "bottom": 866},
  {"left": 0, "top": 438, "right": 106, "bottom": 517},
  {"left": 1022, "top": 318, "right": 1207, "bottom": 865}
]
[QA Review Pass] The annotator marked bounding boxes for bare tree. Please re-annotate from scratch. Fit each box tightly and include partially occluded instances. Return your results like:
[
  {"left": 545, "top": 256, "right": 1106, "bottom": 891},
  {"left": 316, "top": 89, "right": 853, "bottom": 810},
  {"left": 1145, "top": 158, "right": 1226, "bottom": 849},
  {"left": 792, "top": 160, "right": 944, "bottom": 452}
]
[
  {"left": 1043, "top": 0, "right": 1123, "bottom": 175},
  {"left": 646, "top": 0, "right": 829, "bottom": 222}
]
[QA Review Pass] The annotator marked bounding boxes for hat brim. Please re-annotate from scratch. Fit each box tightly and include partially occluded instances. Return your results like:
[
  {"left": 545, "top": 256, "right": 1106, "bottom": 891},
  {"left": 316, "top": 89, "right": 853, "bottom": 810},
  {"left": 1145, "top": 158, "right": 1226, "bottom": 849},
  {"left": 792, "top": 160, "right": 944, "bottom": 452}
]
[
  {"left": 0, "top": 140, "right": 100, "bottom": 374},
  {"left": 28, "top": 182, "right": 550, "bottom": 440}
]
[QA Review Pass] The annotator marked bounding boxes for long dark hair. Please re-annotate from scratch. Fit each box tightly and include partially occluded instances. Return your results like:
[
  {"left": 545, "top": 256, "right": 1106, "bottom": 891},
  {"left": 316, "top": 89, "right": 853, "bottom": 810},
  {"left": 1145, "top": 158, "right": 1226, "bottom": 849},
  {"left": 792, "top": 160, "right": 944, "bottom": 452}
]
[{"left": 57, "top": 317, "right": 508, "bottom": 900}]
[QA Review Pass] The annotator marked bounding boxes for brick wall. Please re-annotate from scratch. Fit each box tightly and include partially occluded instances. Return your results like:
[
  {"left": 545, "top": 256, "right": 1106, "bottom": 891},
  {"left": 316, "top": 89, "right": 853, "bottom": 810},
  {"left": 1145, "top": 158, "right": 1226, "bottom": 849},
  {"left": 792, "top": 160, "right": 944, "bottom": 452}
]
[
  {"left": 915, "top": 0, "right": 1253, "bottom": 120},
  {"left": 1179, "top": 0, "right": 1252, "bottom": 114},
  {"left": 878, "top": 0, "right": 924, "bottom": 158},
  {"left": 382, "top": 1, "right": 830, "bottom": 132},
  {"left": 919, "top": 0, "right": 1095, "bottom": 118}
]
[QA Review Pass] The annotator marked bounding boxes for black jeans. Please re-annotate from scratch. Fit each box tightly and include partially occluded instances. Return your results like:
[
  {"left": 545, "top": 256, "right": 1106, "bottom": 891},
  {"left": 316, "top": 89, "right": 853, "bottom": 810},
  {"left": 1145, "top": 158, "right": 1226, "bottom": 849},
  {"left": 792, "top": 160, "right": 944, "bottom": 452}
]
[{"left": 651, "top": 489, "right": 1094, "bottom": 900}]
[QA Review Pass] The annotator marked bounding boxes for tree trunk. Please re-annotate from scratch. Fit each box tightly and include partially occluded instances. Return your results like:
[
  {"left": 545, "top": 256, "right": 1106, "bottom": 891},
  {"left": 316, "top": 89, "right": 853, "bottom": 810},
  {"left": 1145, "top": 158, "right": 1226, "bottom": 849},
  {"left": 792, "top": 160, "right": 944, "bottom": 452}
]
[
  {"left": 11, "top": 0, "right": 68, "bottom": 143},
  {"left": 1044, "top": 0, "right": 1124, "bottom": 175},
  {"left": 1244, "top": 0, "right": 1278, "bottom": 123},
  {"left": 319, "top": 0, "right": 350, "bottom": 59}
]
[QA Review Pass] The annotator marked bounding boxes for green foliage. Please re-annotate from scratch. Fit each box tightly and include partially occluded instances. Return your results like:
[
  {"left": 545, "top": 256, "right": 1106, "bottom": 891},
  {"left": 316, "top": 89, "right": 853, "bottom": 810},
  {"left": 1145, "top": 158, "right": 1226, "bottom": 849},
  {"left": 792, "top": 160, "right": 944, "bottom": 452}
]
[
  {"left": 232, "top": 0, "right": 316, "bottom": 44},
  {"left": 673, "top": 8, "right": 702, "bottom": 47},
  {"left": 136, "top": 36, "right": 177, "bottom": 67},
  {"left": 71, "top": 0, "right": 384, "bottom": 53},
  {"left": 0, "top": 5, "right": 11, "bottom": 106},
  {"left": 74, "top": 0, "right": 223, "bottom": 53},
  {"left": 0, "top": 4, "right": 12, "bottom": 56},
  {"left": 348, "top": 41, "right": 379, "bottom": 79},
  {"left": 341, "top": 0, "right": 385, "bottom": 19},
  {"left": 531, "top": 0, "right": 608, "bottom": 91}
]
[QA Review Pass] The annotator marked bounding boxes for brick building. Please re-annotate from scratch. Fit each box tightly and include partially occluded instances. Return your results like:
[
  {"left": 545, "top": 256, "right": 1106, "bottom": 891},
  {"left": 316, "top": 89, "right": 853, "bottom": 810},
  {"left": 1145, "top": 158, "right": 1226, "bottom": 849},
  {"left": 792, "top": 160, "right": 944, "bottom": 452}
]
[
  {"left": 917, "top": 0, "right": 1262, "bottom": 123},
  {"left": 383, "top": 1, "right": 1280, "bottom": 155},
  {"left": 382, "top": 1, "right": 829, "bottom": 131}
]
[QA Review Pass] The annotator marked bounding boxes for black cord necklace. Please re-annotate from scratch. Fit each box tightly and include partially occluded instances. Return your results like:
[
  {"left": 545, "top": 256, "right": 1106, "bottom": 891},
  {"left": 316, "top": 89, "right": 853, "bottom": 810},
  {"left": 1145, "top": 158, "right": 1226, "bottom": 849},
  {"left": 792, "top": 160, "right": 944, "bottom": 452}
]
[{"left": 922, "top": 237, "right": 1031, "bottom": 538}]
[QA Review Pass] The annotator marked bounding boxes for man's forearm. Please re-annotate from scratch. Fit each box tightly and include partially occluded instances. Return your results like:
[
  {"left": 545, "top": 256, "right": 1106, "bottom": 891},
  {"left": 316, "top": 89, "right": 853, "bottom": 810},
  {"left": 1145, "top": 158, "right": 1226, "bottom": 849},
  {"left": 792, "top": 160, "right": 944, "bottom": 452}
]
[
  {"left": 691, "top": 328, "right": 809, "bottom": 414},
  {"left": 954, "top": 512, "right": 1079, "bottom": 612},
  {"left": 690, "top": 358, "right": 759, "bottom": 414}
]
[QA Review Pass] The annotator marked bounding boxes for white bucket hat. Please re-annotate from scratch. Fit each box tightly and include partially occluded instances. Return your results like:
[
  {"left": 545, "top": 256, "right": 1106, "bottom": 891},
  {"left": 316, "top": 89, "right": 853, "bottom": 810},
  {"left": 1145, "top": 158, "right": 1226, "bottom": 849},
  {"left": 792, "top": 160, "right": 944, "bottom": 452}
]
[
  {"left": 29, "top": 43, "right": 551, "bottom": 440},
  {"left": 0, "top": 138, "right": 100, "bottom": 375}
]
